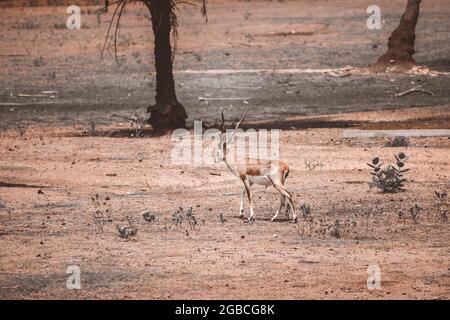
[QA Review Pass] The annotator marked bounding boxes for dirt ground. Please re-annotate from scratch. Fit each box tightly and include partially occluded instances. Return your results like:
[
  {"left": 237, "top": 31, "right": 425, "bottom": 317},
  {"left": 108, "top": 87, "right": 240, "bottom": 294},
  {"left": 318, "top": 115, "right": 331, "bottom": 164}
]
[
  {"left": 0, "top": 0, "right": 450, "bottom": 300},
  {"left": 1, "top": 106, "right": 449, "bottom": 299}
]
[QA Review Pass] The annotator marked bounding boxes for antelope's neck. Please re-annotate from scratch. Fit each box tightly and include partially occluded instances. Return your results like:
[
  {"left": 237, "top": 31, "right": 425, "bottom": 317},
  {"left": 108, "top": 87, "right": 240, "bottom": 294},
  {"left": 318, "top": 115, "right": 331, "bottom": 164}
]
[{"left": 223, "top": 144, "right": 240, "bottom": 177}]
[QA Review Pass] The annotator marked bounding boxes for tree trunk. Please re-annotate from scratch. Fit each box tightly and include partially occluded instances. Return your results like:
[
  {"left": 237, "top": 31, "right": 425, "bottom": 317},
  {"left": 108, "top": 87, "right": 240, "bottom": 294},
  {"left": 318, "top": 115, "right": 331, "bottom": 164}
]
[
  {"left": 373, "top": 0, "right": 421, "bottom": 71},
  {"left": 145, "top": 0, "right": 187, "bottom": 134}
]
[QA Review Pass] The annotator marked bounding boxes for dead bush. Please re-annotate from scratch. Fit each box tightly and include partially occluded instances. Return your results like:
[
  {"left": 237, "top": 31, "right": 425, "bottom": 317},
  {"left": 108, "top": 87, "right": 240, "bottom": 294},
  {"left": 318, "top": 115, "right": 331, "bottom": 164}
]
[
  {"left": 143, "top": 211, "right": 156, "bottom": 222},
  {"left": 172, "top": 206, "right": 199, "bottom": 232},
  {"left": 90, "top": 194, "right": 112, "bottom": 232},
  {"left": 435, "top": 191, "right": 448, "bottom": 223},
  {"left": 409, "top": 204, "right": 422, "bottom": 224},
  {"left": 385, "top": 136, "right": 409, "bottom": 147}
]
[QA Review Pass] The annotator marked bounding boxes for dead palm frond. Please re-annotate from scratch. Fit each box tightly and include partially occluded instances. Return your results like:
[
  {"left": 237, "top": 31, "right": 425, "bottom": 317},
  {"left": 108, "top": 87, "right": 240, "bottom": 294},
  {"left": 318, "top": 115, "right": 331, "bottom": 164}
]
[{"left": 101, "top": 0, "right": 208, "bottom": 63}]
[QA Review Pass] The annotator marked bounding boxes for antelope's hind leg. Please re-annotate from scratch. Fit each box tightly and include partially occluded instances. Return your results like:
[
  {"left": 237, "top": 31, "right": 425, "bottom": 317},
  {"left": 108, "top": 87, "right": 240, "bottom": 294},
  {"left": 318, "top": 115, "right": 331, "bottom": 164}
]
[
  {"left": 271, "top": 194, "right": 285, "bottom": 222},
  {"left": 239, "top": 187, "right": 246, "bottom": 218},
  {"left": 267, "top": 176, "right": 297, "bottom": 223}
]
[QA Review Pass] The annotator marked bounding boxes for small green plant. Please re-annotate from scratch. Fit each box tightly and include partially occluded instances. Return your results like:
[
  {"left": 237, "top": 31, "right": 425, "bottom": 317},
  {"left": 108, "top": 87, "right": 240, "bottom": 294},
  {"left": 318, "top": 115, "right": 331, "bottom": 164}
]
[{"left": 368, "top": 153, "right": 409, "bottom": 193}]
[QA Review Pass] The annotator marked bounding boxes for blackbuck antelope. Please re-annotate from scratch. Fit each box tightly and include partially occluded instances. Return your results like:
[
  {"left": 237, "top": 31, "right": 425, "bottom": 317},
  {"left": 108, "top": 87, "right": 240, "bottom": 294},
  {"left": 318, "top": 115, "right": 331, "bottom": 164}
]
[{"left": 218, "top": 110, "right": 297, "bottom": 223}]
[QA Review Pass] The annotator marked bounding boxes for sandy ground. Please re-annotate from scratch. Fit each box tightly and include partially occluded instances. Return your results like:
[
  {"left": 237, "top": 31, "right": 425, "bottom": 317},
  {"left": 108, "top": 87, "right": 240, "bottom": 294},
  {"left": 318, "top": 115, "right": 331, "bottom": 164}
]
[
  {"left": 1, "top": 0, "right": 450, "bottom": 129},
  {"left": 0, "top": 0, "right": 449, "bottom": 300},
  {"left": 0, "top": 106, "right": 449, "bottom": 299}
]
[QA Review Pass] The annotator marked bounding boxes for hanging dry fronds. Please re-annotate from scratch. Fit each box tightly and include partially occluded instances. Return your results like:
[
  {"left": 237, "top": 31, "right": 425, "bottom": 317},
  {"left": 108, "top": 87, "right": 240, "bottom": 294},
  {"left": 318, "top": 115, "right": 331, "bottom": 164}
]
[{"left": 101, "top": 0, "right": 208, "bottom": 62}]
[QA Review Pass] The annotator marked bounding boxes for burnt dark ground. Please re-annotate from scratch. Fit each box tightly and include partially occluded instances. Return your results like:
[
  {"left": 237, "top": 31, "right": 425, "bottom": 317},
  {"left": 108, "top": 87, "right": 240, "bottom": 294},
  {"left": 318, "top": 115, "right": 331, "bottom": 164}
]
[{"left": 0, "top": 0, "right": 449, "bottom": 131}]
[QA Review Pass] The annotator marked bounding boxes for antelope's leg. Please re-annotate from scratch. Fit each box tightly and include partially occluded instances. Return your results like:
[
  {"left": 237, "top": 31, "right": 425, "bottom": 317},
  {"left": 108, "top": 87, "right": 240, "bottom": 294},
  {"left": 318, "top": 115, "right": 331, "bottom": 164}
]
[
  {"left": 267, "top": 176, "right": 297, "bottom": 223},
  {"left": 243, "top": 179, "right": 254, "bottom": 221},
  {"left": 281, "top": 175, "right": 288, "bottom": 216},
  {"left": 280, "top": 185, "right": 297, "bottom": 223},
  {"left": 239, "top": 187, "right": 246, "bottom": 218},
  {"left": 271, "top": 194, "right": 285, "bottom": 222}
]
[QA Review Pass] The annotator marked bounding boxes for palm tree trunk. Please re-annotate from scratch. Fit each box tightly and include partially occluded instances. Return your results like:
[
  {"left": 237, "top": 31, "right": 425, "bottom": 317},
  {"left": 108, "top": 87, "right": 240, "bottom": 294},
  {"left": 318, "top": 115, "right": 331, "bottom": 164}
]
[
  {"left": 373, "top": 0, "right": 421, "bottom": 70},
  {"left": 145, "top": 0, "right": 187, "bottom": 134}
]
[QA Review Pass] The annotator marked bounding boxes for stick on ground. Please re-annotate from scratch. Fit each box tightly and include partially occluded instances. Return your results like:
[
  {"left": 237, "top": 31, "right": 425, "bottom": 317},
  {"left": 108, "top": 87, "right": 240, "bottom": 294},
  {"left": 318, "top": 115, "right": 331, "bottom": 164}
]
[{"left": 394, "top": 85, "right": 434, "bottom": 97}]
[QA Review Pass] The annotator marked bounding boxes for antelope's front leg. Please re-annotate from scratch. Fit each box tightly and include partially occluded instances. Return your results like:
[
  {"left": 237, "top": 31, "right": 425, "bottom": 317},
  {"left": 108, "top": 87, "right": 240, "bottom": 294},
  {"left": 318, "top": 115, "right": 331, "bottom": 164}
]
[{"left": 243, "top": 179, "right": 254, "bottom": 221}]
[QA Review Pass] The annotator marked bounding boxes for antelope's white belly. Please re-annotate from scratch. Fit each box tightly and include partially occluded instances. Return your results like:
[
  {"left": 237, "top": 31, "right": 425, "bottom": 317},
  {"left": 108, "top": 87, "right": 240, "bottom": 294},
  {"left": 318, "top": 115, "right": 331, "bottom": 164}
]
[{"left": 247, "top": 175, "right": 271, "bottom": 186}]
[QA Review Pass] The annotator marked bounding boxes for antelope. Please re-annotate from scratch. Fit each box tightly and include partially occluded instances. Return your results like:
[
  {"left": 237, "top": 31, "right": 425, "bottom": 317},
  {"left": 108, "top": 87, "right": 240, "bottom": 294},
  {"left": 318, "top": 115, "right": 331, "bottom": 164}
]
[{"left": 217, "top": 110, "right": 297, "bottom": 223}]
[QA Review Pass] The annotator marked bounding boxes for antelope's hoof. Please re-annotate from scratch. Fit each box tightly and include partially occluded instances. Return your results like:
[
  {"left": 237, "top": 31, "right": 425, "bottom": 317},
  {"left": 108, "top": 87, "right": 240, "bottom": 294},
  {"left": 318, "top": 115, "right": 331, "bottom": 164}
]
[{"left": 292, "top": 217, "right": 298, "bottom": 224}]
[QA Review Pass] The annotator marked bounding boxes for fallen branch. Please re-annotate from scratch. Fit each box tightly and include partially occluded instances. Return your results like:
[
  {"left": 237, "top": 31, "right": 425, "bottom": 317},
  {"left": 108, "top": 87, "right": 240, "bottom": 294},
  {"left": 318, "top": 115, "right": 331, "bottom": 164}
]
[
  {"left": 198, "top": 97, "right": 251, "bottom": 101},
  {"left": 17, "top": 93, "right": 55, "bottom": 99},
  {"left": 394, "top": 85, "right": 434, "bottom": 97},
  {"left": 325, "top": 71, "right": 351, "bottom": 78}
]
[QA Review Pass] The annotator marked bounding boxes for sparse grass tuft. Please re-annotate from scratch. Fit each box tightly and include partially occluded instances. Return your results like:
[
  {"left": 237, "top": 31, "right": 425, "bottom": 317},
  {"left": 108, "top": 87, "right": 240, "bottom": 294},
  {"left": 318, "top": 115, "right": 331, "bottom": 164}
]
[
  {"left": 143, "top": 211, "right": 156, "bottom": 222},
  {"left": 172, "top": 206, "right": 198, "bottom": 233},
  {"left": 90, "top": 194, "right": 112, "bottom": 232},
  {"left": 409, "top": 204, "right": 421, "bottom": 224},
  {"left": 435, "top": 191, "right": 448, "bottom": 223}
]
